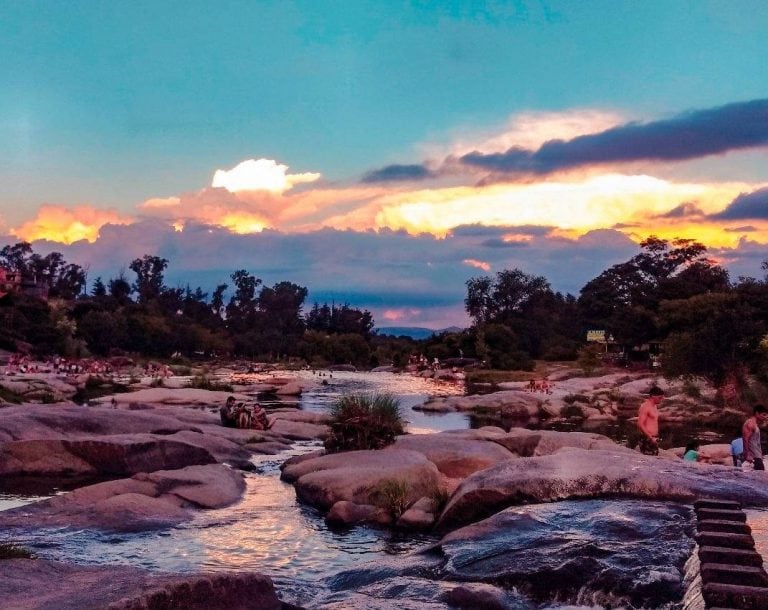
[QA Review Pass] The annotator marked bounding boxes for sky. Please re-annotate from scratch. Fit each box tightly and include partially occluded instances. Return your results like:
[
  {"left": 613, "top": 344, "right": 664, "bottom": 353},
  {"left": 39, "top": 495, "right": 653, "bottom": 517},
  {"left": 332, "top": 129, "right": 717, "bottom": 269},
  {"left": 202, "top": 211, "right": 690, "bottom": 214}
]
[{"left": 1, "top": 0, "right": 767, "bottom": 328}]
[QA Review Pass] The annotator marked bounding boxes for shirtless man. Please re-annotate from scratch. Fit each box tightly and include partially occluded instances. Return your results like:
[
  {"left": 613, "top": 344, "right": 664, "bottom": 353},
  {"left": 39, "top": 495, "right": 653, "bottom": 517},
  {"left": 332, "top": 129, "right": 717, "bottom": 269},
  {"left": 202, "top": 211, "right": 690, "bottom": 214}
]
[
  {"left": 637, "top": 386, "right": 664, "bottom": 455},
  {"left": 743, "top": 404, "right": 767, "bottom": 471}
]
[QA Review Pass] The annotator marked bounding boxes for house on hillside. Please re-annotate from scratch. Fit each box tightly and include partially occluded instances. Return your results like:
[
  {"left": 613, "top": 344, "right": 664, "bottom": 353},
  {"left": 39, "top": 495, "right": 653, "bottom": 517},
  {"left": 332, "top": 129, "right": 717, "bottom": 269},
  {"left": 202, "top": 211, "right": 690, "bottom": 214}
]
[
  {"left": 0, "top": 267, "right": 21, "bottom": 298},
  {"left": 0, "top": 267, "right": 50, "bottom": 299}
]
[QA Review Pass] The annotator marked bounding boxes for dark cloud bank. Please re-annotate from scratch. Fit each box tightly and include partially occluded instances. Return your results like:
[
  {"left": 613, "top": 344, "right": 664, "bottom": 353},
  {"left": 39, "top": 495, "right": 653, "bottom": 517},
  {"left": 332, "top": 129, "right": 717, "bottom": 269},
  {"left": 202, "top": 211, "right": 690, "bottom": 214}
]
[
  {"left": 365, "top": 97, "right": 768, "bottom": 182},
  {"left": 12, "top": 219, "right": 765, "bottom": 326}
]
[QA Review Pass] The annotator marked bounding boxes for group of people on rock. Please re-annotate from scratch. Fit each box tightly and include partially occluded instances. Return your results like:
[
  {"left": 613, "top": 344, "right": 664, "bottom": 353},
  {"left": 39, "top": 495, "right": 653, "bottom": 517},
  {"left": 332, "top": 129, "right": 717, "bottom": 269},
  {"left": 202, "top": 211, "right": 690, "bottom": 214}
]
[
  {"left": 526, "top": 378, "right": 552, "bottom": 394},
  {"left": 637, "top": 386, "right": 767, "bottom": 470},
  {"left": 219, "top": 396, "right": 270, "bottom": 430},
  {"left": 3, "top": 355, "right": 117, "bottom": 376}
]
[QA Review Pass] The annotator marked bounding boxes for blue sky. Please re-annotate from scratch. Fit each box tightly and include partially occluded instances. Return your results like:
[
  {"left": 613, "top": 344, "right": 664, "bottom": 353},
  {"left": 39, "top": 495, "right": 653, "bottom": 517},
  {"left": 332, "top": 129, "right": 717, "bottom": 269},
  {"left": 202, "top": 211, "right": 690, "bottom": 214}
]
[{"left": 1, "top": 1, "right": 767, "bottom": 326}]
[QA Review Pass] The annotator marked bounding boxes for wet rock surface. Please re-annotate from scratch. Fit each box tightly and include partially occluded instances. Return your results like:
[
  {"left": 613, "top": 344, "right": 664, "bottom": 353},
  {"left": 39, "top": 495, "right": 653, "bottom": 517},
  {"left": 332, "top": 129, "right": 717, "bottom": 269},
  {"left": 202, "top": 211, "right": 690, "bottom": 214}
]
[
  {"left": 0, "top": 558, "right": 283, "bottom": 610},
  {"left": 439, "top": 447, "right": 768, "bottom": 529},
  {"left": 0, "top": 464, "right": 245, "bottom": 531}
]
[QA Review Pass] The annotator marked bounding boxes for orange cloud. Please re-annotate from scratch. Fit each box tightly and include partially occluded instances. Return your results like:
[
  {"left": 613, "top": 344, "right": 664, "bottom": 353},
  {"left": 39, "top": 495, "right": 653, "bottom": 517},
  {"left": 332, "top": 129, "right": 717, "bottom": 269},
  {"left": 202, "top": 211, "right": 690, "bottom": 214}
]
[
  {"left": 382, "top": 308, "right": 422, "bottom": 321},
  {"left": 463, "top": 258, "right": 491, "bottom": 271},
  {"left": 12, "top": 205, "right": 133, "bottom": 244}
]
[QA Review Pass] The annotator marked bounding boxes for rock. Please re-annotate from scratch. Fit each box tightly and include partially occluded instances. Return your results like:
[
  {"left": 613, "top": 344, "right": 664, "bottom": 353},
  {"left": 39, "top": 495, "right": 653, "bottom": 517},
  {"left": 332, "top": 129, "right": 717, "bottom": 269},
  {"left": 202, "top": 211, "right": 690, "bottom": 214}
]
[
  {"left": 439, "top": 583, "right": 518, "bottom": 610},
  {"left": 392, "top": 432, "right": 515, "bottom": 478},
  {"left": 267, "top": 418, "right": 329, "bottom": 441},
  {"left": 0, "top": 464, "right": 245, "bottom": 532},
  {"left": 436, "top": 499, "right": 694, "bottom": 608},
  {"left": 282, "top": 448, "right": 441, "bottom": 513},
  {"left": 275, "top": 381, "right": 304, "bottom": 395},
  {"left": 94, "top": 388, "right": 249, "bottom": 406},
  {"left": 397, "top": 496, "right": 438, "bottom": 529},
  {"left": 438, "top": 448, "right": 768, "bottom": 530},
  {"left": 326, "top": 500, "right": 391, "bottom": 526},
  {"left": 0, "top": 558, "right": 282, "bottom": 610},
  {"left": 0, "top": 436, "right": 217, "bottom": 477}
]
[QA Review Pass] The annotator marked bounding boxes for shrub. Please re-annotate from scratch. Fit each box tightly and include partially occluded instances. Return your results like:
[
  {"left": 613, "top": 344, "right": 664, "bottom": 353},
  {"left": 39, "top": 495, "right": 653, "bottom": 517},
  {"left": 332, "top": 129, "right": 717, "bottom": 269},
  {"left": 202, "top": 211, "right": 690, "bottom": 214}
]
[
  {"left": 374, "top": 478, "right": 410, "bottom": 519},
  {"left": 324, "top": 393, "right": 405, "bottom": 452},
  {"left": 187, "top": 375, "right": 233, "bottom": 392},
  {"left": 577, "top": 344, "right": 603, "bottom": 374},
  {"left": 0, "top": 543, "right": 33, "bottom": 559},
  {"left": 563, "top": 393, "right": 590, "bottom": 405},
  {"left": 560, "top": 404, "right": 585, "bottom": 419},
  {"left": 430, "top": 487, "right": 451, "bottom": 514},
  {"left": 149, "top": 377, "right": 165, "bottom": 388},
  {"left": 682, "top": 379, "right": 702, "bottom": 399}
]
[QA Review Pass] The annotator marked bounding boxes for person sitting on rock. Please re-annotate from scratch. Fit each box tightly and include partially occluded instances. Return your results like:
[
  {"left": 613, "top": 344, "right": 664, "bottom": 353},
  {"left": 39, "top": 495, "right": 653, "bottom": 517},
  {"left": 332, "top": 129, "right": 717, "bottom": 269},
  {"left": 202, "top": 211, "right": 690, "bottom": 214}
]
[
  {"left": 730, "top": 437, "right": 744, "bottom": 467},
  {"left": 683, "top": 440, "right": 699, "bottom": 462},
  {"left": 250, "top": 403, "right": 269, "bottom": 430},
  {"left": 220, "top": 396, "right": 238, "bottom": 428}
]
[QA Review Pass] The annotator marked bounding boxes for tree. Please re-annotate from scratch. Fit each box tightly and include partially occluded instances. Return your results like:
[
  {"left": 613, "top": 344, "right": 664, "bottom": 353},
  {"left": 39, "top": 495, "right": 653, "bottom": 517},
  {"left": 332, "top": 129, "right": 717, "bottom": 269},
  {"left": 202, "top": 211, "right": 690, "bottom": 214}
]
[
  {"left": 660, "top": 293, "right": 764, "bottom": 387},
  {"left": 129, "top": 255, "right": 169, "bottom": 303}
]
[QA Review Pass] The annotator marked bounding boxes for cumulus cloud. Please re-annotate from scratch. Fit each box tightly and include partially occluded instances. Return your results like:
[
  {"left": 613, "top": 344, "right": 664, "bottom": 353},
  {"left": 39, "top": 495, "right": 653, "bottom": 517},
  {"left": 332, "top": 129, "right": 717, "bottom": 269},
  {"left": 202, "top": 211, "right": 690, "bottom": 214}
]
[
  {"left": 211, "top": 158, "right": 321, "bottom": 193},
  {"left": 11, "top": 205, "right": 133, "bottom": 244},
  {"left": 711, "top": 186, "right": 768, "bottom": 220},
  {"left": 460, "top": 98, "right": 768, "bottom": 177}
]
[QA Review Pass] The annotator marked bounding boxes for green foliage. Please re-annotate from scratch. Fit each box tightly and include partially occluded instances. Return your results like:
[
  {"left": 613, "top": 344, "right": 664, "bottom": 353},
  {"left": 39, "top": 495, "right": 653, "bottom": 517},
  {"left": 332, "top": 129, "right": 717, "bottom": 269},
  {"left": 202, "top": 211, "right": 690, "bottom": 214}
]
[
  {"left": 149, "top": 377, "right": 165, "bottom": 388},
  {"left": 325, "top": 393, "right": 405, "bottom": 452},
  {"left": 0, "top": 543, "right": 33, "bottom": 559},
  {"left": 682, "top": 379, "right": 702, "bottom": 399},
  {"left": 563, "top": 393, "right": 590, "bottom": 405},
  {"left": 660, "top": 293, "right": 764, "bottom": 386},
  {"left": 0, "top": 386, "right": 23, "bottom": 404},
  {"left": 187, "top": 375, "right": 233, "bottom": 392},
  {"left": 577, "top": 344, "right": 603, "bottom": 375},
  {"left": 430, "top": 486, "right": 451, "bottom": 513},
  {"left": 373, "top": 478, "right": 410, "bottom": 519},
  {"left": 560, "top": 404, "right": 586, "bottom": 418}
]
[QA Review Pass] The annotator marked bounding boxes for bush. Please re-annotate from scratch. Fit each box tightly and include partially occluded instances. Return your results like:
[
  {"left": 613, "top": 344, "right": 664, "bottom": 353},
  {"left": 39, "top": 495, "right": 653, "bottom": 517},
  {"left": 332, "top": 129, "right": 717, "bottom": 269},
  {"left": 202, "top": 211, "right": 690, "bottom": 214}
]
[
  {"left": 682, "top": 379, "right": 702, "bottom": 399},
  {"left": 187, "top": 375, "right": 233, "bottom": 392},
  {"left": 560, "top": 404, "right": 585, "bottom": 419},
  {"left": 324, "top": 393, "right": 405, "bottom": 452},
  {"left": 0, "top": 543, "right": 33, "bottom": 559},
  {"left": 563, "top": 393, "right": 590, "bottom": 405},
  {"left": 577, "top": 344, "right": 603, "bottom": 374},
  {"left": 373, "top": 478, "right": 410, "bottom": 519}
]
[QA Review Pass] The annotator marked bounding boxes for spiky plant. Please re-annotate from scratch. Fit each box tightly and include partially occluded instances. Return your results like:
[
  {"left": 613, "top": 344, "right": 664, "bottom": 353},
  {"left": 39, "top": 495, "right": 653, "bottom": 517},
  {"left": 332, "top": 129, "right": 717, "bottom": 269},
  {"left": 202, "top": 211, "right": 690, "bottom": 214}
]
[{"left": 325, "top": 393, "right": 405, "bottom": 452}]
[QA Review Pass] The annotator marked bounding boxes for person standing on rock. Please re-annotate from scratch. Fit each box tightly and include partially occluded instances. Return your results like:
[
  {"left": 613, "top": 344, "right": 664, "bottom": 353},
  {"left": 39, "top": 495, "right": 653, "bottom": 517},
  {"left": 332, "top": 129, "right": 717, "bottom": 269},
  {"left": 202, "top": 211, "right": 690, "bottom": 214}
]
[
  {"left": 637, "top": 386, "right": 664, "bottom": 455},
  {"left": 742, "top": 404, "right": 767, "bottom": 471}
]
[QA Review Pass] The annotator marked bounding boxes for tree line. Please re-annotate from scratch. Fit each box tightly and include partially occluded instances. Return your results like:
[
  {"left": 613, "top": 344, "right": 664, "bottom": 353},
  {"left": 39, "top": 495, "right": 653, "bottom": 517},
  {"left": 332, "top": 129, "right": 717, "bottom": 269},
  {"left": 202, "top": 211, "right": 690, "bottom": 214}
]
[
  {"left": 0, "top": 242, "right": 388, "bottom": 366},
  {"left": 1, "top": 237, "right": 767, "bottom": 387}
]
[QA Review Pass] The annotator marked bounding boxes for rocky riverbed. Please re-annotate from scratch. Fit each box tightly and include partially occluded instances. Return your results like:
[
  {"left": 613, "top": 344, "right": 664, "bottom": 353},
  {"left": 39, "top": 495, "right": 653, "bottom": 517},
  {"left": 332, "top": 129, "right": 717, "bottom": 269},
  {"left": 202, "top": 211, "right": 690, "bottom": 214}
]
[{"left": 0, "top": 367, "right": 765, "bottom": 608}]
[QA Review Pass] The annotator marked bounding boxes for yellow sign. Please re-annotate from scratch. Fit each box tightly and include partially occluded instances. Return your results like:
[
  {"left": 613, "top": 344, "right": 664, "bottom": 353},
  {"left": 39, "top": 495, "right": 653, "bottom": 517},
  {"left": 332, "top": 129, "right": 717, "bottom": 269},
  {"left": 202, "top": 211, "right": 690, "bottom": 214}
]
[{"left": 586, "top": 330, "right": 606, "bottom": 343}]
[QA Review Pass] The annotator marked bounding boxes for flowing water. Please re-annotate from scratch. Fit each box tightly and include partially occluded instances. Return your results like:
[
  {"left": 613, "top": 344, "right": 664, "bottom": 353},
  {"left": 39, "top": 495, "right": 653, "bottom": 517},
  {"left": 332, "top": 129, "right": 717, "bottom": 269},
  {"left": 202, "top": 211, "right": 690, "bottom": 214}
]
[{"left": 0, "top": 371, "right": 698, "bottom": 608}]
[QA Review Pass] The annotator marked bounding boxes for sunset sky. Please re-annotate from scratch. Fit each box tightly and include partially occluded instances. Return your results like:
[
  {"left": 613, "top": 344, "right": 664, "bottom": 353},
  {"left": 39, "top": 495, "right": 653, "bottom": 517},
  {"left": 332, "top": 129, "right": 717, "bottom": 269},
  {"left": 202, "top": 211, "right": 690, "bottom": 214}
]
[{"left": 1, "top": 1, "right": 767, "bottom": 327}]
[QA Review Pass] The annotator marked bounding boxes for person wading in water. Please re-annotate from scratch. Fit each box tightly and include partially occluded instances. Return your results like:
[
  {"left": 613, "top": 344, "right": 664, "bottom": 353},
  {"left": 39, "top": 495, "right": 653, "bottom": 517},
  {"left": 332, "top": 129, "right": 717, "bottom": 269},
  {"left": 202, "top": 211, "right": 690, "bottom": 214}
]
[
  {"left": 743, "top": 404, "right": 767, "bottom": 471},
  {"left": 637, "top": 386, "right": 664, "bottom": 455}
]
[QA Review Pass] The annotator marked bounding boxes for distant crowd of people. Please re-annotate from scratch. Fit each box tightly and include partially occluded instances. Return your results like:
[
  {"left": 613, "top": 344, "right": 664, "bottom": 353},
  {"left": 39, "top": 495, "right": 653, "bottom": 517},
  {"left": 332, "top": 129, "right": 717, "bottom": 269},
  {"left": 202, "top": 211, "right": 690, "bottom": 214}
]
[
  {"left": 526, "top": 378, "right": 553, "bottom": 394},
  {"left": 4, "top": 355, "right": 117, "bottom": 376}
]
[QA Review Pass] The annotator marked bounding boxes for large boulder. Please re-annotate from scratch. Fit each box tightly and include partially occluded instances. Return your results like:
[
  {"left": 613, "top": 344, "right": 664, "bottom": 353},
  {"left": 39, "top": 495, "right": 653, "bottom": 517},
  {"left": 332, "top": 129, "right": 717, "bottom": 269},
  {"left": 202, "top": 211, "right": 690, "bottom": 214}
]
[
  {"left": 438, "top": 448, "right": 768, "bottom": 530},
  {"left": 436, "top": 499, "right": 694, "bottom": 608},
  {"left": 0, "top": 464, "right": 245, "bottom": 532},
  {"left": 281, "top": 448, "right": 441, "bottom": 513},
  {"left": 392, "top": 432, "right": 515, "bottom": 478},
  {"left": 0, "top": 559, "right": 282, "bottom": 610},
  {"left": 0, "top": 436, "right": 217, "bottom": 477}
]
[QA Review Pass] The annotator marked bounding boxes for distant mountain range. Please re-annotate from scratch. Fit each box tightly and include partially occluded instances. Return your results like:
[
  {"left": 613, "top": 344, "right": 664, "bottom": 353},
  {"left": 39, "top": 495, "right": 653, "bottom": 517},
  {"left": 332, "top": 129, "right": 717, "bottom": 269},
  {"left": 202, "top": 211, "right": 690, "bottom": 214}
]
[{"left": 375, "top": 326, "right": 464, "bottom": 340}]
